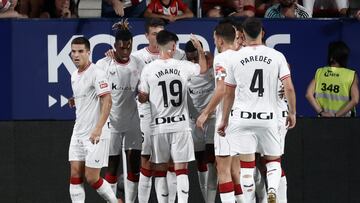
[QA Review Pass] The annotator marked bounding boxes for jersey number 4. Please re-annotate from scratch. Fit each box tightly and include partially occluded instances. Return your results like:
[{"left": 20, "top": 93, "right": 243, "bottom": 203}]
[
  {"left": 158, "top": 80, "right": 183, "bottom": 107},
  {"left": 250, "top": 69, "right": 264, "bottom": 97}
]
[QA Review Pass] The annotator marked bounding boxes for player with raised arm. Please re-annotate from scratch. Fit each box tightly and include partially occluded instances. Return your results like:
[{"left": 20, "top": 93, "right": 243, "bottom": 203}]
[
  {"left": 138, "top": 30, "right": 207, "bottom": 203},
  {"left": 185, "top": 40, "right": 217, "bottom": 203},
  {"left": 96, "top": 20, "right": 142, "bottom": 203},
  {"left": 217, "top": 17, "right": 296, "bottom": 203},
  {"left": 68, "top": 37, "right": 117, "bottom": 203}
]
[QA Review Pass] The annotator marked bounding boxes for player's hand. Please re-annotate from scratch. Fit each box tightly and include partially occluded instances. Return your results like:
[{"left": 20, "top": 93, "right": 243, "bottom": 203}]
[
  {"left": 196, "top": 112, "right": 209, "bottom": 131},
  {"left": 286, "top": 113, "right": 296, "bottom": 129},
  {"left": 68, "top": 97, "right": 75, "bottom": 108},
  {"left": 190, "top": 34, "right": 203, "bottom": 52},
  {"left": 90, "top": 127, "right": 102, "bottom": 144},
  {"left": 112, "top": 0, "right": 124, "bottom": 17},
  {"left": 217, "top": 120, "right": 228, "bottom": 137},
  {"left": 105, "top": 49, "right": 115, "bottom": 59}
]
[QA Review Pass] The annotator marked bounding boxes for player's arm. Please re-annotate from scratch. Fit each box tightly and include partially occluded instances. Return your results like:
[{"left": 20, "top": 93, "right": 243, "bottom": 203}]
[
  {"left": 196, "top": 79, "right": 224, "bottom": 129},
  {"left": 138, "top": 70, "right": 150, "bottom": 103},
  {"left": 217, "top": 84, "right": 235, "bottom": 136},
  {"left": 305, "top": 78, "right": 325, "bottom": 115},
  {"left": 190, "top": 34, "right": 207, "bottom": 74},
  {"left": 335, "top": 73, "right": 359, "bottom": 117},
  {"left": 90, "top": 93, "right": 112, "bottom": 144},
  {"left": 282, "top": 76, "right": 296, "bottom": 129}
]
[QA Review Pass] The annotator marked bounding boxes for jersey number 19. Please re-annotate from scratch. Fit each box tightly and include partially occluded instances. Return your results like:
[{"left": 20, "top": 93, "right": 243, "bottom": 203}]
[{"left": 158, "top": 80, "right": 183, "bottom": 107}]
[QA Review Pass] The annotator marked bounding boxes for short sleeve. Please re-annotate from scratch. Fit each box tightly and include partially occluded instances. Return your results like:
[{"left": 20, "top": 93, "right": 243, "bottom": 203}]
[
  {"left": 278, "top": 53, "right": 291, "bottom": 81},
  {"left": 224, "top": 64, "right": 236, "bottom": 87},
  {"left": 181, "top": 60, "right": 200, "bottom": 78},
  {"left": 94, "top": 69, "right": 111, "bottom": 96},
  {"left": 213, "top": 54, "right": 228, "bottom": 81}
]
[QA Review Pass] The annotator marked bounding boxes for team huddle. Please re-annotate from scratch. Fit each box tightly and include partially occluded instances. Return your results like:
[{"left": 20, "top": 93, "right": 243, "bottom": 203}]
[{"left": 67, "top": 17, "right": 296, "bottom": 203}]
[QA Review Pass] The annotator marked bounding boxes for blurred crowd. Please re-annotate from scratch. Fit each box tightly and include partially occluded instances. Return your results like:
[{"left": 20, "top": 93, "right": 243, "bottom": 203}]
[{"left": 0, "top": 0, "right": 359, "bottom": 20}]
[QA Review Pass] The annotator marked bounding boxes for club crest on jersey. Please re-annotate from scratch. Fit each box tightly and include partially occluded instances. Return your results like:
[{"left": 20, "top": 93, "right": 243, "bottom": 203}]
[{"left": 215, "top": 66, "right": 227, "bottom": 80}]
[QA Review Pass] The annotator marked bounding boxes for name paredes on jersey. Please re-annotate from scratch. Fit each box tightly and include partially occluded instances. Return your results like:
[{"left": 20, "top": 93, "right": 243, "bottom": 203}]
[
  {"left": 240, "top": 55, "right": 272, "bottom": 66},
  {"left": 155, "top": 68, "right": 180, "bottom": 78},
  {"left": 155, "top": 114, "right": 186, "bottom": 125},
  {"left": 236, "top": 111, "right": 274, "bottom": 120}
]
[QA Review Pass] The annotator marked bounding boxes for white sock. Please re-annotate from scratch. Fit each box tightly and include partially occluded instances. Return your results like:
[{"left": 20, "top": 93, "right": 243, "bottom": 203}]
[
  {"left": 69, "top": 183, "right": 85, "bottom": 203},
  {"left": 167, "top": 170, "right": 177, "bottom": 203},
  {"left": 206, "top": 163, "right": 217, "bottom": 203},
  {"left": 155, "top": 176, "right": 169, "bottom": 203},
  {"left": 278, "top": 174, "right": 287, "bottom": 203},
  {"left": 104, "top": 173, "right": 118, "bottom": 195},
  {"left": 93, "top": 178, "right": 117, "bottom": 203},
  {"left": 266, "top": 161, "right": 282, "bottom": 194},
  {"left": 176, "top": 173, "right": 190, "bottom": 203},
  {"left": 254, "top": 167, "right": 267, "bottom": 203},
  {"left": 220, "top": 191, "right": 235, "bottom": 203},
  {"left": 219, "top": 182, "right": 235, "bottom": 203},
  {"left": 241, "top": 167, "right": 256, "bottom": 203},
  {"left": 198, "top": 170, "right": 208, "bottom": 201},
  {"left": 138, "top": 168, "right": 152, "bottom": 203},
  {"left": 125, "top": 178, "right": 138, "bottom": 203}
]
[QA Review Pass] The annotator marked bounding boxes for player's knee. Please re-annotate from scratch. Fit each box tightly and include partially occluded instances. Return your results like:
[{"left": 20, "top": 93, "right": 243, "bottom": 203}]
[
  {"left": 107, "top": 155, "right": 120, "bottom": 174},
  {"left": 84, "top": 174, "right": 99, "bottom": 185}
]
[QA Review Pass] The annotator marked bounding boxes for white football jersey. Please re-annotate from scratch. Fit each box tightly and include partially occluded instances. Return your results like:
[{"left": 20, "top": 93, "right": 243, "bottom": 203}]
[
  {"left": 71, "top": 63, "right": 111, "bottom": 138},
  {"left": 188, "top": 67, "right": 215, "bottom": 119},
  {"left": 224, "top": 45, "right": 290, "bottom": 127},
  {"left": 139, "top": 58, "right": 200, "bottom": 134},
  {"left": 213, "top": 49, "right": 236, "bottom": 125},
  {"left": 96, "top": 56, "right": 141, "bottom": 133},
  {"left": 132, "top": 47, "right": 186, "bottom": 121}
]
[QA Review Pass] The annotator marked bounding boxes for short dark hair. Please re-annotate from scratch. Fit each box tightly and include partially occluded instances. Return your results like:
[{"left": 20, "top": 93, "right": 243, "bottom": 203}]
[
  {"left": 71, "top": 37, "right": 90, "bottom": 50},
  {"left": 145, "top": 18, "right": 165, "bottom": 33},
  {"left": 243, "top": 17, "right": 262, "bottom": 39},
  {"left": 185, "top": 40, "right": 203, "bottom": 53},
  {"left": 328, "top": 41, "right": 350, "bottom": 67},
  {"left": 214, "top": 21, "right": 236, "bottom": 43},
  {"left": 156, "top": 30, "right": 178, "bottom": 46}
]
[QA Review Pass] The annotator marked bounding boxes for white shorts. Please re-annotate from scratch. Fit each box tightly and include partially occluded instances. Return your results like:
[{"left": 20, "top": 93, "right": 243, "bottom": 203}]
[
  {"left": 214, "top": 131, "right": 232, "bottom": 156},
  {"left": 190, "top": 117, "right": 215, "bottom": 152},
  {"left": 150, "top": 131, "right": 195, "bottom": 164},
  {"left": 109, "top": 127, "right": 142, "bottom": 156},
  {"left": 68, "top": 136, "right": 110, "bottom": 168},
  {"left": 226, "top": 124, "right": 282, "bottom": 157},
  {"left": 140, "top": 118, "right": 152, "bottom": 156},
  {"left": 278, "top": 121, "right": 288, "bottom": 154}
]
